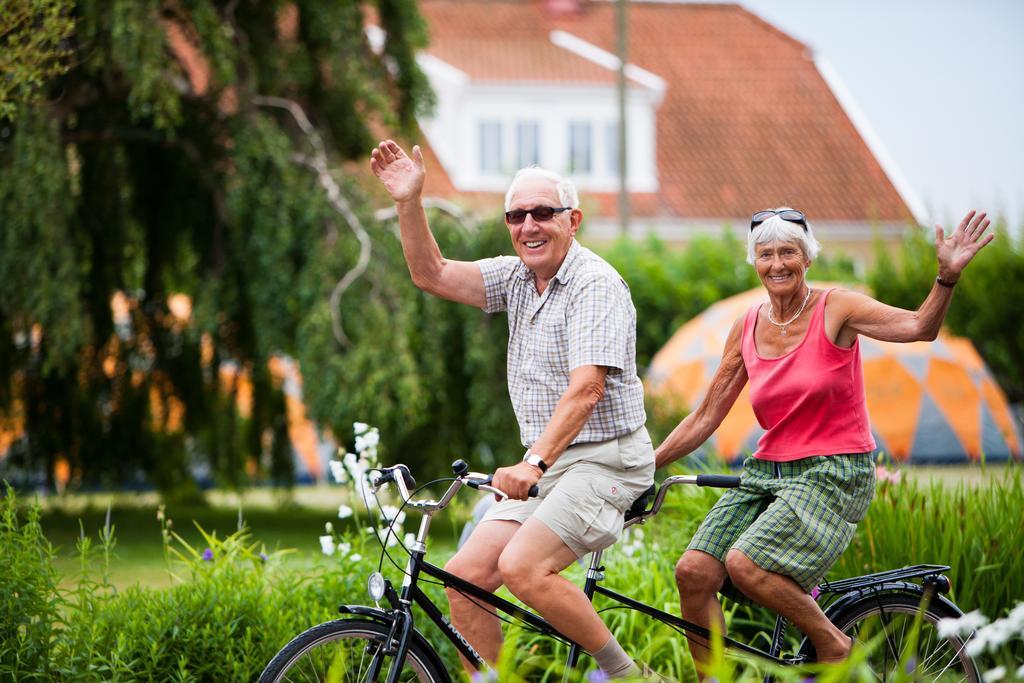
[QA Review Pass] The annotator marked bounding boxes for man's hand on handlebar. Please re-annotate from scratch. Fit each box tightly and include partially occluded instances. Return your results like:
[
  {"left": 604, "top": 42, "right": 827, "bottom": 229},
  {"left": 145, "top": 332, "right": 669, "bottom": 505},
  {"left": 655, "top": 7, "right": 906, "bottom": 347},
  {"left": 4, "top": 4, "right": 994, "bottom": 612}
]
[{"left": 492, "top": 461, "right": 543, "bottom": 501}]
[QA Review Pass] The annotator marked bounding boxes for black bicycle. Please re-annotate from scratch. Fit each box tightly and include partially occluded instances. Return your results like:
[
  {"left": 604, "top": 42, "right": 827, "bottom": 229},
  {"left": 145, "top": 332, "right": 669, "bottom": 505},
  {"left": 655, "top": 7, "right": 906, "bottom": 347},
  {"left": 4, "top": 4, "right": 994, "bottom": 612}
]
[{"left": 258, "top": 460, "right": 981, "bottom": 682}]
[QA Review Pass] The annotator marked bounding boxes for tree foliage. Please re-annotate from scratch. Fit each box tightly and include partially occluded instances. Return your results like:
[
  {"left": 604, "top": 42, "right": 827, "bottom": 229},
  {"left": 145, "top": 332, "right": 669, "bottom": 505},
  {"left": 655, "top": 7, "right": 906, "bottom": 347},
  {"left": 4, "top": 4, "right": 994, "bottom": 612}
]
[
  {"left": 0, "top": 0, "right": 459, "bottom": 494},
  {"left": 0, "top": 0, "right": 76, "bottom": 121}
]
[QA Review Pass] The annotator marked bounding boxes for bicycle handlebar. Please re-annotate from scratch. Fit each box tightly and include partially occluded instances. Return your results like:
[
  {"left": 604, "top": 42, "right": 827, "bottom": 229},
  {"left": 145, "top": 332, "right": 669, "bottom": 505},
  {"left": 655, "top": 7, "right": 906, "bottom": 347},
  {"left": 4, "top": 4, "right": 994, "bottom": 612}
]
[
  {"left": 625, "top": 473, "right": 742, "bottom": 526},
  {"left": 369, "top": 461, "right": 538, "bottom": 513},
  {"left": 695, "top": 474, "right": 741, "bottom": 489},
  {"left": 465, "top": 474, "right": 539, "bottom": 500}
]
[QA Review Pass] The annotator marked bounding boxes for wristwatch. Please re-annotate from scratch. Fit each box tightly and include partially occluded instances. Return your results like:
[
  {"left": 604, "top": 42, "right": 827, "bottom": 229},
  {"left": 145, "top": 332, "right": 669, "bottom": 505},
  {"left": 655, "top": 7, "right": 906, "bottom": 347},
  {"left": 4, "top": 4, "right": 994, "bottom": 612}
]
[{"left": 522, "top": 451, "right": 548, "bottom": 473}]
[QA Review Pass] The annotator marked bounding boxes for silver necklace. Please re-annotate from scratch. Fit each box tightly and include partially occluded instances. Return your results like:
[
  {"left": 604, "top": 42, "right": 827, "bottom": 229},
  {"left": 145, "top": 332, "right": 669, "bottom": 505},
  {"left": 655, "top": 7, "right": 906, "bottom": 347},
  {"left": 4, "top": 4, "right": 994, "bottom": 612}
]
[{"left": 766, "top": 287, "right": 812, "bottom": 336}]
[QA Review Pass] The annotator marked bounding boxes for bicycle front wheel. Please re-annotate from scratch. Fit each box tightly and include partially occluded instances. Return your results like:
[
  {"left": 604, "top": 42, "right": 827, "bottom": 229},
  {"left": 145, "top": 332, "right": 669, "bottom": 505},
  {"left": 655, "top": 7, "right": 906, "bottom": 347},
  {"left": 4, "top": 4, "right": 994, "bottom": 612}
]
[
  {"left": 828, "top": 593, "right": 980, "bottom": 682},
  {"left": 258, "top": 618, "right": 448, "bottom": 683}
]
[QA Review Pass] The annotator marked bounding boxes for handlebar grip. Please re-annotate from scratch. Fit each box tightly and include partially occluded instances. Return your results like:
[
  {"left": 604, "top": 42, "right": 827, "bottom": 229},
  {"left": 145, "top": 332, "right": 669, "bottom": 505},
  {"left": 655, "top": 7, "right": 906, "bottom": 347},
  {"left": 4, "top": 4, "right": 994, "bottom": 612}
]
[
  {"left": 467, "top": 475, "right": 539, "bottom": 498},
  {"left": 695, "top": 474, "right": 741, "bottom": 488},
  {"left": 465, "top": 474, "right": 492, "bottom": 490},
  {"left": 394, "top": 464, "right": 417, "bottom": 489}
]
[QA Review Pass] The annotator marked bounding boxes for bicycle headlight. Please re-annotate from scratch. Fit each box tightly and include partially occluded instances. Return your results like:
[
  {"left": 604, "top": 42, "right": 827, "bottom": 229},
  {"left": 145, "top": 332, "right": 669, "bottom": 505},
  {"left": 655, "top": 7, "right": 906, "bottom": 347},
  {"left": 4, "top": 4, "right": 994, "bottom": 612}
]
[{"left": 367, "top": 571, "right": 386, "bottom": 601}]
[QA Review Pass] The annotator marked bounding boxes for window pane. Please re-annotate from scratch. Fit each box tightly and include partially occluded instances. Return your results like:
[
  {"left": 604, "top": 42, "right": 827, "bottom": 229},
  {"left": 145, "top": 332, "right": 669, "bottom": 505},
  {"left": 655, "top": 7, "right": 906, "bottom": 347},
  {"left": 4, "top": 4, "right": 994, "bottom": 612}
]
[
  {"left": 568, "top": 121, "right": 592, "bottom": 174},
  {"left": 606, "top": 122, "right": 620, "bottom": 177},
  {"left": 516, "top": 121, "right": 540, "bottom": 168},
  {"left": 479, "top": 121, "right": 502, "bottom": 173}
]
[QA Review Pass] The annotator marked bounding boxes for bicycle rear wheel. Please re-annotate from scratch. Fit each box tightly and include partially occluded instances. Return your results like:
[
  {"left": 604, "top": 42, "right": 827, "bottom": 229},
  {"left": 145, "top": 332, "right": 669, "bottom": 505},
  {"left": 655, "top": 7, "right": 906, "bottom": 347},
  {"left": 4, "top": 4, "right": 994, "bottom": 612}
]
[
  {"left": 258, "top": 618, "right": 448, "bottom": 683},
  {"left": 826, "top": 593, "right": 980, "bottom": 682}
]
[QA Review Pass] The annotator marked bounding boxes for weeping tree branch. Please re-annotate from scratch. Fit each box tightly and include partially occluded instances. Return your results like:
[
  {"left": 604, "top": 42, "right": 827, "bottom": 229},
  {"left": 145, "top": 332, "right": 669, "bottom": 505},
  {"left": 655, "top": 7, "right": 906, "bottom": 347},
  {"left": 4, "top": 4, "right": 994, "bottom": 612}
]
[
  {"left": 373, "top": 198, "right": 478, "bottom": 233},
  {"left": 252, "top": 95, "right": 369, "bottom": 348}
]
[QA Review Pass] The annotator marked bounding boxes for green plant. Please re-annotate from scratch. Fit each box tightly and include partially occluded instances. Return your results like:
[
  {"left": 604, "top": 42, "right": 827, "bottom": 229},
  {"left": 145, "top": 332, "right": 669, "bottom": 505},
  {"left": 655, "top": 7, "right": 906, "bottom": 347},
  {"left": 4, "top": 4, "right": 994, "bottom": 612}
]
[{"left": 0, "top": 483, "right": 61, "bottom": 679}]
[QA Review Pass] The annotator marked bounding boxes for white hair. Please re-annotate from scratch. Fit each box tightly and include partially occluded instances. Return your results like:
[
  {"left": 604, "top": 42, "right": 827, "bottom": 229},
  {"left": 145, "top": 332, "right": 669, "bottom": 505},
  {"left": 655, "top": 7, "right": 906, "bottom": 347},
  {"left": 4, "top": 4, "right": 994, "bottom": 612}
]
[
  {"left": 746, "top": 207, "right": 822, "bottom": 264},
  {"left": 504, "top": 166, "right": 579, "bottom": 211}
]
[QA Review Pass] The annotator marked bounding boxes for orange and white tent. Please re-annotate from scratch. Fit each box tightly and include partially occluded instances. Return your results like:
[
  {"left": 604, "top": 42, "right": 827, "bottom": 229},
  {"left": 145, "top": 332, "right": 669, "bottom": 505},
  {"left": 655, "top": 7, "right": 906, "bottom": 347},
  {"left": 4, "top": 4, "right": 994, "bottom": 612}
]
[{"left": 647, "top": 286, "right": 1021, "bottom": 463}]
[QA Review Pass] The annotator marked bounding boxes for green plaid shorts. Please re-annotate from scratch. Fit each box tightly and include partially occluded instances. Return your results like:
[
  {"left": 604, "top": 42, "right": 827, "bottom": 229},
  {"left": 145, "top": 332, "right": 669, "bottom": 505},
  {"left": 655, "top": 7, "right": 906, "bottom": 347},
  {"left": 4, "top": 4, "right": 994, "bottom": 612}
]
[{"left": 687, "top": 453, "right": 875, "bottom": 593}]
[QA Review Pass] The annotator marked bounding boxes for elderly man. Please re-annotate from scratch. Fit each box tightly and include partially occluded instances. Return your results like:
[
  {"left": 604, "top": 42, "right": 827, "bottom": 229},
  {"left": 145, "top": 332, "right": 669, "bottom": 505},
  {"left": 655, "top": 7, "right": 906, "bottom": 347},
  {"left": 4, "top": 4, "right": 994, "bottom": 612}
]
[{"left": 370, "top": 140, "right": 655, "bottom": 679}]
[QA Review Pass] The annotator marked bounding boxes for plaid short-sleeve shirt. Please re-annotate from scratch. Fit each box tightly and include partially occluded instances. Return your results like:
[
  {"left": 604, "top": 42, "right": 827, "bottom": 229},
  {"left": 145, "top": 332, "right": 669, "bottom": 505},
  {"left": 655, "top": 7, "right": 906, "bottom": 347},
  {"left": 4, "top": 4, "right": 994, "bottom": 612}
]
[{"left": 477, "top": 239, "right": 647, "bottom": 447}]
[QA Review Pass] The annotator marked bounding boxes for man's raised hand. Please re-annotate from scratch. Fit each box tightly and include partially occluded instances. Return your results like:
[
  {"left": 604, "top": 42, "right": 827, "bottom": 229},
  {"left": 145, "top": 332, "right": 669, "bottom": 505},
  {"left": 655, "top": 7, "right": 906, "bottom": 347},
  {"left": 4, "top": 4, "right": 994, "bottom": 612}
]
[{"left": 370, "top": 140, "right": 425, "bottom": 204}]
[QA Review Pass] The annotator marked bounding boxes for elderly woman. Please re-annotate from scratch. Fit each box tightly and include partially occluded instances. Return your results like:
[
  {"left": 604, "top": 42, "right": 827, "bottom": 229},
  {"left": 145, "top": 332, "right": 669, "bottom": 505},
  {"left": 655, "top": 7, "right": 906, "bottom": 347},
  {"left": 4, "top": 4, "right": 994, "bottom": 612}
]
[{"left": 653, "top": 207, "right": 992, "bottom": 674}]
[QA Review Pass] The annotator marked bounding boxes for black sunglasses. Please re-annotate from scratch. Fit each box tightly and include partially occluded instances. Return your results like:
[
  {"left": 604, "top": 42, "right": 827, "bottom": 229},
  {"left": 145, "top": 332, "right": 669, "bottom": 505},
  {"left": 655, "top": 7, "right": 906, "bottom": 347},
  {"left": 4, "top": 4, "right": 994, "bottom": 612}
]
[
  {"left": 504, "top": 206, "right": 572, "bottom": 225},
  {"left": 750, "top": 209, "right": 808, "bottom": 232}
]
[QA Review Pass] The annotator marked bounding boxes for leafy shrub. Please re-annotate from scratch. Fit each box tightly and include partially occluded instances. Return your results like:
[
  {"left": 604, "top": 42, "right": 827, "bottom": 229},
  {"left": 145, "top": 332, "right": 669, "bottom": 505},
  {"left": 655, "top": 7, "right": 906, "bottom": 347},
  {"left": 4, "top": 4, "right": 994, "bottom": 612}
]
[{"left": 0, "top": 484, "right": 61, "bottom": 680}]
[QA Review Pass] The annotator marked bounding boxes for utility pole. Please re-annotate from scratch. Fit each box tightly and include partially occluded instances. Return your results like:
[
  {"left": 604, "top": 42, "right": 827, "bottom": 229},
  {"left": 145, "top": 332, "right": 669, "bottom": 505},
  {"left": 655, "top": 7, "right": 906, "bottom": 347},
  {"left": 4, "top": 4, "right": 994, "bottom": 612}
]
[{"left": 616, "top": 0, "right": 629, "bottom": 236}]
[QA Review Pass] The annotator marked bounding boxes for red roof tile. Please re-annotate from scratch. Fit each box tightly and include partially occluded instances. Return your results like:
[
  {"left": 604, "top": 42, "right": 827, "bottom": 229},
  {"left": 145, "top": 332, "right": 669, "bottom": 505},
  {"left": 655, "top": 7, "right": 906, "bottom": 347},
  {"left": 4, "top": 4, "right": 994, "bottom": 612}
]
[
  {"left": 427, "top": 39, "right": 620, "bottom": 83},
  {"left": 415, "top": 0, "right": 915, "bottom": 223}
]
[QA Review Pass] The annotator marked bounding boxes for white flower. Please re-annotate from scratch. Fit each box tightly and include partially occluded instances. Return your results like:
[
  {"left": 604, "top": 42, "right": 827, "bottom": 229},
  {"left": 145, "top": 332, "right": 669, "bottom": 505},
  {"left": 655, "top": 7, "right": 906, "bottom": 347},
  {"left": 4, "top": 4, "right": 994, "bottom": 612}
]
[
  {"left": 982, "top": 666, "right": 1006, "bottom": 682},
  {"left": 380, "top": 505, "right": 406, "bottom": 526},
  {"left": 329, "top": 460, "right": 347, "bottom": 484},
  {"left": 404, "top": 532, "right": 415, "bottom": 547},
  {"left": 937, "top": 610, "right": 989, "bottom": 639},
  {"left": 337, "top": 542, "right": 351, "bottom": 557},
  {"left": 364, "top": 526, "right": 376, "bottom": 535},
  {"left": 319, "top": 535, "right": 335, "bottom": 556},
  {"left": 1006, "top": 602, "right": 1024, "bottom": 628},
  {"left": 1016, "top": 664, "right": 1024, "bottom": 679},
  {"left": 386, "top": 532, "right": 400, "bottom": 547},
  {"left": 337, "top": 504, "right": 354, "bottom": 519},
  {"left": 349, "top": 553, "right": 362, "bottom": 562},
  {"left": 353, "top": 422, "right": 370, "bottom": 436},
  {"left": 354, "top": 428, "right": 381, "bottom": 464},
  {"left": 343, "top": 451, "right": 360, "bottom": 469},
  {"left": 324, "top": 521, "right": 334, "bottom": 534}
]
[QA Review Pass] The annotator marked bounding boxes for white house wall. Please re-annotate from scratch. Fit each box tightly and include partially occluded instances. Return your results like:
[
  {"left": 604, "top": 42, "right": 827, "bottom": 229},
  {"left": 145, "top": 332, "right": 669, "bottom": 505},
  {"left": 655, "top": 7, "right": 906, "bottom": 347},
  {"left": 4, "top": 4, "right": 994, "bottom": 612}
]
[{"left": 418, "top": 70, "right": 660, "bottom": 195}]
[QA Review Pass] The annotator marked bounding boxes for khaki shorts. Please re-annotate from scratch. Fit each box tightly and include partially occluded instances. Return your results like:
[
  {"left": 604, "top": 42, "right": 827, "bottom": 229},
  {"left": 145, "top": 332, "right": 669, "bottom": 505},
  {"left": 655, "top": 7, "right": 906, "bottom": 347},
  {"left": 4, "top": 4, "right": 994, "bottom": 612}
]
[{"left": 481, "top": 426, "right": 655, "bottom": 558}]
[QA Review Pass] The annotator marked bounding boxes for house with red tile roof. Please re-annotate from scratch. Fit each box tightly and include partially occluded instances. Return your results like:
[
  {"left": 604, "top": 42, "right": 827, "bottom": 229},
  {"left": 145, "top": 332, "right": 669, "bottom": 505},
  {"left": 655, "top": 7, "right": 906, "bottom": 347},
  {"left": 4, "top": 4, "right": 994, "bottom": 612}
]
[{"left": 395, "top": 0, "right": 924, "bottom": 264}]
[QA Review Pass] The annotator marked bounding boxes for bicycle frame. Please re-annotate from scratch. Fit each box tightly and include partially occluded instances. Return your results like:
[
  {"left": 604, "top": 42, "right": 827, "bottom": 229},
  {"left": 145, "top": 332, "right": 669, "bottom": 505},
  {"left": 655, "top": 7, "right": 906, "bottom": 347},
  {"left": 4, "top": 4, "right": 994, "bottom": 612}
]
[
  {"left": 359, "top": 544, "right": 797, "bottom": 683},
  {"left": 349, "top": 466, "right": 955, "bottom": 683}
]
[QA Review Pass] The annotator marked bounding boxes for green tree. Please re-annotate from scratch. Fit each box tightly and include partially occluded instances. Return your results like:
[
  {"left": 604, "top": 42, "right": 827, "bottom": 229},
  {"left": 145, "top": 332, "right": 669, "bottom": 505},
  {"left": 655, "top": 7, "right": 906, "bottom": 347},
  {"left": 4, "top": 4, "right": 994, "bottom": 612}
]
[
  {"left": 0, "top": 0, "right": 461, "bottom": 494},
  {"left": 0, "top": 0, "right": 76, "bottom": 121}
]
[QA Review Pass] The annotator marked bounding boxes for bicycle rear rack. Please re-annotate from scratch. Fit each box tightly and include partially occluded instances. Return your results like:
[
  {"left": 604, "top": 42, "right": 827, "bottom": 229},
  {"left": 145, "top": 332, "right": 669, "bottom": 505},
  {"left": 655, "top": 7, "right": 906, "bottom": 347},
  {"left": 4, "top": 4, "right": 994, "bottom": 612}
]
[{"left": 816, "top": 564, "right": 951, "bottom": 594}]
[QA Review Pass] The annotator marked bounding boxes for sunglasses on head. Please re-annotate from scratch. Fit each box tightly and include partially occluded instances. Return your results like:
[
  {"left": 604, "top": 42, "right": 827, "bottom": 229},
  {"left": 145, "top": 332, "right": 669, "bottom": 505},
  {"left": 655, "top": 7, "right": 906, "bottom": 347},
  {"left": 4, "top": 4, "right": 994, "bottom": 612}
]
[
  {"left": 504, "top": 206, "right": 572, "bottom": 225},
  {"left": 750, "top": 209, "right": 808, "bottom": 232}
]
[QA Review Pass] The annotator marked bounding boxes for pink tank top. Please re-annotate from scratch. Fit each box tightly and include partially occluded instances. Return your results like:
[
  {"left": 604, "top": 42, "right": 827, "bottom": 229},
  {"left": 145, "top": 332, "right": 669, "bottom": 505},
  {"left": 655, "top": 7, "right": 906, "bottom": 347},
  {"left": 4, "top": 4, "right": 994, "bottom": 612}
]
[{"left": 741, "top": 288, "right": 876, "bottom": 461}]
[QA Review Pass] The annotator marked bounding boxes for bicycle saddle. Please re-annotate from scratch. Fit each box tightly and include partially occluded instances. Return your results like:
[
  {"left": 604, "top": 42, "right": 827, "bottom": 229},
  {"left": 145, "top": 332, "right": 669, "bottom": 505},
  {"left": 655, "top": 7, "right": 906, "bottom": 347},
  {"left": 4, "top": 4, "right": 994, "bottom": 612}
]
[{"left": 624, "top": 483, "right": 657, "bottom": 522}]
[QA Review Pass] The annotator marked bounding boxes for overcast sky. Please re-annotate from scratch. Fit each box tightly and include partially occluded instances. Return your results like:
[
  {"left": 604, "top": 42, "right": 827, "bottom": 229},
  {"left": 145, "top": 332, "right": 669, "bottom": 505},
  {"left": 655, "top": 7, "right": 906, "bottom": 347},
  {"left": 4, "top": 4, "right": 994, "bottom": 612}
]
[{"left": 732, "top": 0, "right": 1023, "bottom": 232}]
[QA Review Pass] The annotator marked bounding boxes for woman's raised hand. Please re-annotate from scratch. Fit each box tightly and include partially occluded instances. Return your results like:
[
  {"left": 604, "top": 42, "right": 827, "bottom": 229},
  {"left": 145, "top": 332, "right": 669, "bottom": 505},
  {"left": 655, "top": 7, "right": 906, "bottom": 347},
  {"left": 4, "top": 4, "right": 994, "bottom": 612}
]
[
  {"left": 935, "top": 210, "right": 994, "bottom": 281},
  {"left": 370, "top": 139, "right": 425, "bottom": 204}
]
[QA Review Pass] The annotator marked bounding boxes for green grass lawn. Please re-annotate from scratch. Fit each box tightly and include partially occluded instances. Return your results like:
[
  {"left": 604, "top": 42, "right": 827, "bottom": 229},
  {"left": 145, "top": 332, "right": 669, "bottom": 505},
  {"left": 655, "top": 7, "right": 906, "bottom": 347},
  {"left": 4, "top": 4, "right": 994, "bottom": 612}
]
[
  {"left": 35, "top": 462, "right": 1016, "bottom": 590},
  {"left": 38, "top": 484, "right": 466, "bottom": 590}
]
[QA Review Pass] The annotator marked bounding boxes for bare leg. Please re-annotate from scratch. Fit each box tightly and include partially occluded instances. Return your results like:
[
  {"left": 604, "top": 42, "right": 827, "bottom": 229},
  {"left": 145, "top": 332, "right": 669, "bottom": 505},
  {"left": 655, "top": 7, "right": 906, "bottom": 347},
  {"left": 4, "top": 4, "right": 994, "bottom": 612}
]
[
  {"left": 675, "top": 550, "right": 729, "bottom": 680},
  {"left": 443, "top": 520, "right": 520, "bottom": 672},
  {"left": 725, "top": 549, "right": 851, "bottom": 662},
  {"left": 498, "top": 518, "right": 611, "bottom": 652}
]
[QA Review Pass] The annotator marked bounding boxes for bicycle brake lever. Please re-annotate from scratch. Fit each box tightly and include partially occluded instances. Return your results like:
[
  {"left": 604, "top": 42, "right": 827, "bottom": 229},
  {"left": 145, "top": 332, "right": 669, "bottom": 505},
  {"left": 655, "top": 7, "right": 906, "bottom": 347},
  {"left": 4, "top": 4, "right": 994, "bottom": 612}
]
[{"left": 476, "top": 484, "right": 508, "bottom": 501}]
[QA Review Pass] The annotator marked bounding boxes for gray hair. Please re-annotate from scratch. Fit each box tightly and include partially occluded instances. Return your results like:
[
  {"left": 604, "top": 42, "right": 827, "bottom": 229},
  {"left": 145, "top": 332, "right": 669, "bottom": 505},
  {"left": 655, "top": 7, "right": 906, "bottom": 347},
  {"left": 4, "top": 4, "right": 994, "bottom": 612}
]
[
  {"left": 746, "top": 208, "right": 822, "bottom": 264},
  {"left": 504, "top": 166, "right": 579, "bottom": 211}
]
